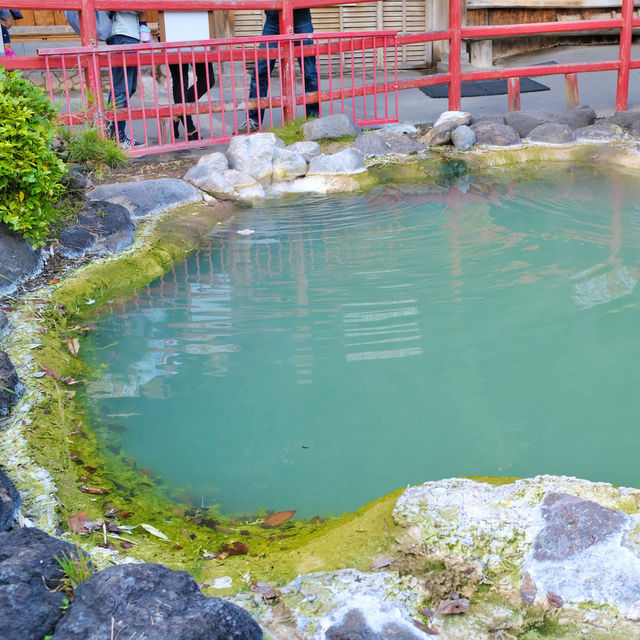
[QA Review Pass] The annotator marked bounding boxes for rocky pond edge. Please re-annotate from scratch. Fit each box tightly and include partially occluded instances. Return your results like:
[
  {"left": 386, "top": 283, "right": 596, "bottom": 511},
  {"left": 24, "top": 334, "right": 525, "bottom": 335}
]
[{"left": 3, "top": 108, "right": 640, "bottom": 639}]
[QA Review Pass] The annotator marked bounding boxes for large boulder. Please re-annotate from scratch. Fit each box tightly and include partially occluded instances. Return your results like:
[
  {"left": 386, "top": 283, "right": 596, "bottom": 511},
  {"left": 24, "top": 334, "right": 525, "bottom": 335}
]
[
  {"left": 51, "top": 563, "right": 262, "bottom": 640},
  {"left": 0, "top": 468, "right": 20, "bottom": 531},
  {"left": 227, "top": 133, "right": 283, "bottom": 184},
  {"left": 271, "top": 147, "right": 308, "bottom": 182},
  {"left": 286, "top": 140, "right": 321, "bottom": 162},
  {"left": 420, "top": 120, "right": 458, "bottom": 146},
  {"left": 504, "top": 109, "right": 563, "bottom": 137},
  {"left": 0, "top": 225, "right": 43, "bottom": 297},
  {"left": 0, "top": 351, "right": 23, "bottom": 416},
  {"left": 0, "top": 527, "right": 81, "bottom": 640},
  {"left": 434, "top": 110, "right": 472, "bottom": 128},
  {"left": 302, "top": 114, "right": 360, "bottom": 140},
  {"left": 527, "top": 122, "right": 575, "bottom": 144},
  {"left": 87, "top": 179, "right": 202, "bottom": 218},
  {"left": 58, "top": 200, "right": 134, "bottom": 258},
  {"left": 559, "top": 105, "right": 596, "bottom": 130},
  {"left": 307, "top": 148, "right": 366, "bottom": 175},
  {"left": 451, "top": 125, "right": 476, "bottom": 150},
  {"left": 470, "top": 122, "right": 521, "bottom": 146}
]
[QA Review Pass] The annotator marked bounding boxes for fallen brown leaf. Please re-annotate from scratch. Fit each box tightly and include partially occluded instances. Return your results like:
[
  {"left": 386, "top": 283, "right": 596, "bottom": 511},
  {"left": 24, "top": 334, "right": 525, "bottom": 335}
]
[
  {"left": 79, "top": 485, "right": 109, "bottom": 495},
  {"left": 263, "top": 510, "right": 296, "bottom": 528},
  {"left": 68, "top": 511, "right": 91, "bottom": 534},
  {"left": 250, "top": 582, "right": 277, "bottom": 602},
  {"left": 40, "top": 365, "right": 59, "bottom": 380},
  {"left": 437, "top": 598, "right": 470, "bottom": 615}
]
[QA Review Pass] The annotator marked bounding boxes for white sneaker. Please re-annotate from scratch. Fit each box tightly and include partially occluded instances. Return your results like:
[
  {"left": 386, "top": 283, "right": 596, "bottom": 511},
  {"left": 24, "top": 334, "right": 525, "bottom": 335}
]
[
  {"left": 119, "top": 136, "right": 140, "bottom": 150},
  {"left": 240, "top": 118, "right": 259, "bottom": 134}
]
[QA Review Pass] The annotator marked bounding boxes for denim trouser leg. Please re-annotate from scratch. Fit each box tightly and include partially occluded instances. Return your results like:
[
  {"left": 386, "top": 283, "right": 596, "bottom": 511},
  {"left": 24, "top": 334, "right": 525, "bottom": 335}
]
[
  {"left": 248, "top": 9, "right": 319, "bottom": 124},
  {"left": 106, "top": 34, "right": 139, "bottom": 140}
]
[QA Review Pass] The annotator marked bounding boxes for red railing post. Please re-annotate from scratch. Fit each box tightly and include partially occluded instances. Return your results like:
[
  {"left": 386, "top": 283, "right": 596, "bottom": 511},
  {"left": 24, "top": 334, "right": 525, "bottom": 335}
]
[
  {"left": 565, "top": 73, "right": 579, "bottom": 108},
  {"left": 78, "top": 0, "right": 103, "bottom": 124},
  {"left": 448, "top": 0, "right": 462, "bottom": 111},
  {"left": 280, "top": 0, "right": 297, "bottom": 122},
  {"left": 616, "top": 0, "right": 633, "bottom": 111},
  {"left": 507, "top": 77, "right": 520, "bottom": 111}
]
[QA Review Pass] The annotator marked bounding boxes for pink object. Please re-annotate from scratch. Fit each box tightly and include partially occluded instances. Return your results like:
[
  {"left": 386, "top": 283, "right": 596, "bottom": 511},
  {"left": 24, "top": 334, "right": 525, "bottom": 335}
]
[
  {"left": 139, "top": 25, "right": 152, "bottom": 43},
  {"left": 4, "top": 48, "right": 16, "bottom": 57}
]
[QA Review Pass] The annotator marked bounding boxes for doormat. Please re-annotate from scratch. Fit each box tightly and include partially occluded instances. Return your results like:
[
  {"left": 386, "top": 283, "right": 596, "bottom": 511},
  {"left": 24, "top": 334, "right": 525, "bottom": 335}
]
[{"left": 420, "top": 77, "right": 550, "bottom": 99}]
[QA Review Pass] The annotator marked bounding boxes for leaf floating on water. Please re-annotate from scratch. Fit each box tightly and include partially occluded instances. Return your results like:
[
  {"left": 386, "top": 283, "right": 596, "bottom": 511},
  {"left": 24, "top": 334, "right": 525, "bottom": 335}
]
[
  {"left": 263, "top": 510, "right": 296, "bottom": 528},
  {"left": 66, "top": 338, "right": 80, "bottom": 357},
  {"left": 140, "top": 523, "right": 170, "bottom": 541}
]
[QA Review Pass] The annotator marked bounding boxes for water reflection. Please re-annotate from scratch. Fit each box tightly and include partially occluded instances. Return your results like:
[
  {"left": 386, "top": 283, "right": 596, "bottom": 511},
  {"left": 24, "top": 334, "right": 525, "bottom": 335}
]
[{"left": 84, "top": 168, "right": 640, "bottom": 516}]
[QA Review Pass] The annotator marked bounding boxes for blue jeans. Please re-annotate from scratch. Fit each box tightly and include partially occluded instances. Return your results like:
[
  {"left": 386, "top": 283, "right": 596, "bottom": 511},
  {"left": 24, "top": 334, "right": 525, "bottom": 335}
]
[
  {"left": 106, "top": 34, "right": 139, "bottom": 139},
  {"left": 248, "top": 9, "right": 319, "bottom": 124}
]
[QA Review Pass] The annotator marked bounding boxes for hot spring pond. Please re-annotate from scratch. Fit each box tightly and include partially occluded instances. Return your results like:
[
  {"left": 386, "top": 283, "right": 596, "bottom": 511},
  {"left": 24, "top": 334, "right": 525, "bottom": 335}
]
[{"left": 82, "top": 167, "right": 640, "bottom": 518}]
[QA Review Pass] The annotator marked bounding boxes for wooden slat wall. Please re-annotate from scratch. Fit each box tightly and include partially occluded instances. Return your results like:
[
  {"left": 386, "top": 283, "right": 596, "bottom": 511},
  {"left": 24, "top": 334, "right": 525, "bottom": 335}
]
[{"left": 233, "top": 2, "right": 431, "bottom": 69}]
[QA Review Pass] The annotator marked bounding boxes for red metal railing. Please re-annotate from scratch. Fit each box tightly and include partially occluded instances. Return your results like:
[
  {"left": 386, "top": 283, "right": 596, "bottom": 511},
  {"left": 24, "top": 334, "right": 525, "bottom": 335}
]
[
  {"left": 1, "top": 0, "right": 640, "bottom": 155},
  {"left": 36, "top": 32, "right": 397, "bottom": 155}
]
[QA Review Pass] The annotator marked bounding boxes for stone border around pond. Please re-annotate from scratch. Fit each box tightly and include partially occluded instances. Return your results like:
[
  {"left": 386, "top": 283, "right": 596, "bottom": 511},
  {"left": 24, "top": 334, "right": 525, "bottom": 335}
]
[{"left": 3, "top": 109, "right": 640, "bottom": 639}]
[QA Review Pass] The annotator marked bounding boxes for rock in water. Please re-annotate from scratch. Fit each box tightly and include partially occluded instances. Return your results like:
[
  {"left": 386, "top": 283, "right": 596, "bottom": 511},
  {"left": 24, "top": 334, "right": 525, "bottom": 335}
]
[
  {"left": 0, "top": 528, "right": 81, "bottom": 640},
  {"left": 51, "top": 563, "right": 263, "bottom": 640}
]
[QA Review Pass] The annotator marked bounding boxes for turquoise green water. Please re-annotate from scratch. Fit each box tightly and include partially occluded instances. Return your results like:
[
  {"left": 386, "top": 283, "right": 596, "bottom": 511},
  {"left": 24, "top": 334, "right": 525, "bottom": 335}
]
[{"left": 84, "top": 168, "right": 640, "bottom": 517}]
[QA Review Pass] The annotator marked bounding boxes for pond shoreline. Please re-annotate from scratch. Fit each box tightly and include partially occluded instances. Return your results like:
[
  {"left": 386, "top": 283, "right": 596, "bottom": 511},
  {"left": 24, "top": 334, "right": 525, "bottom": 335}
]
[{"left": 3, "top": 112, "right": 640, "bottom": 638}]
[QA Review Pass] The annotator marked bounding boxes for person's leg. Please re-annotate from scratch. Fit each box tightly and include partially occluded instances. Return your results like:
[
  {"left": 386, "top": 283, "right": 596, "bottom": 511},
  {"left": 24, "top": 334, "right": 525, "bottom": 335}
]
[
  {"left": 106, "top": 34, "right": 139, "bottom": 142},
  {"left": 248, "top": 13, "right": 280, "bottom": 127},
  {"left": 293, "top": 9, "right": 319, "bottom": 118},
  {"left": 169, "top": 63, "right": 191, "bottom": 138}
]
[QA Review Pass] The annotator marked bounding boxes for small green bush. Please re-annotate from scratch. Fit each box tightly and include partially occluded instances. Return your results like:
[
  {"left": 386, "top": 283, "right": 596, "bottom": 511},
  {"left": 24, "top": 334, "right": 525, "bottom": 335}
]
[
  {"left": 0, "top": 69, "right": 67, "bottom": 246},
  {"left": 64, "top": 126, "right": 128, "bottom": 169}
]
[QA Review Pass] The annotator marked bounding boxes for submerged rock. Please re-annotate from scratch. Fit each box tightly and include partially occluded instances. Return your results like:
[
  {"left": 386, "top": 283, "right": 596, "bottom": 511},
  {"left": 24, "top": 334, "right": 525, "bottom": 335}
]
[
  {"left": 51, "top": 563, "right": 262, "bottom": 640},
  {"left": 87, "top": 178, "right": 202, "bottom": 218},
  {"left": 0, "top": 224, "right": 43, "bottom": 297},
  {"left": 0, "top": 468, "right": 20, "bottom": 531},
  {"left": 0, "top": 351, "right": 23, "bottom": 416},
  {"left": 0, "top": 527, "right": 81, "bottom": 640}
]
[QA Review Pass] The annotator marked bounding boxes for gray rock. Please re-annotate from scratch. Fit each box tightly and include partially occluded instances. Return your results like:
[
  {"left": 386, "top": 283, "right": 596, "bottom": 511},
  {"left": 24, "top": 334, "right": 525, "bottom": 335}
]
[
  {"left": 58, "top": 201, "right": 134, "bottom": 258},
  {"left": 533, "top": 493, "right": 627, "bottom": 562},
  {"left": 0, "top": 468, "right": 20, "bottom": 531},
  {"left": 0, "top": 225, "right": 43, "bottom": 297},
  {"left": 608, "top": 110, "right": 640, "bottom": 130},
  {"left": 451, "top": 125, "right": 476, "bottom": 150},
  {"left": 183, "top": 164, "right": 224, "bottom": 193},
  {"left": 302, "top": 113, "right": 360, "bottom": 140},
  {"left": 378, "top": 131, "right": 425, "bottom": 155},
  {"left": 527, "top": 123, "right": 575, "bottom": 144},
  {"left": 470, "top": 113, "right": 505, "bottom": 125},
  {"left": 630, "top": 120, "right": 640, "bottom": 138},
  {"left": 286, "top": 140, "right": 321, "bottom": 162},
  {"left": 435, "top": 110, "right": 472, "bottom": 127},
  {"left": 307, "top": 148, "right": 366, "bottom": 175},
  {"left": 195, "top": 151, "right": 228, "bottom": 173},
  {"left": 61, "top": 168, "right": 93, "bottom": 192},
  {"left": 0, "top": 351, "right": 23, "bottom": 416},
  {"left": 471, "top": 122, "right": 521, "bottom": 146},
  {"left": 326, "top": 609, "right": 378, "bottom": 639},
  {"left": 355, "top": 131, "right": 391, "bottom": 157},
  {"left": 559, "top": 105, "right": 596, "bottom": 130},
  {"left": 224, "top": 170, "right": 265, "bottom": 200},
  {"left": 0, "top": 527, "right": 81, "bottom": 640},
  {"left": 227, "top": 134, "right": 277, "bottom": 183},
  {"left": 380, "top": 122, "right": 419, "bottom": 136},
  {"left": 272, "top": 147, "right": 308, "bottom": 182},
  {"left": 421, "top": 120, "right": 457, "bottom": 146},
  {"left": 0, "top": 309, "right": 7, "bottom": 335},
  {"left": 87, "top": 178, "right": 202, "bottom": 218},
  {"left": 51, "top": 563, "right": 262, "bottom": 640},
  {"left": 504, "top": 109, "right": 562, "bottom": 137},
  {"left": 574, "top": 123, "right": 624, "bottom": 141}
]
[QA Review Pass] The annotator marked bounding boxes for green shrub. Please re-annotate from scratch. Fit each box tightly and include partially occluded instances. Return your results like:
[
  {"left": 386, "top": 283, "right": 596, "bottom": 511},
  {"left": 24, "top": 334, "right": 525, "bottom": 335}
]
[{"left": 0, "top": 69, "right": 67, "bottom": 246}]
